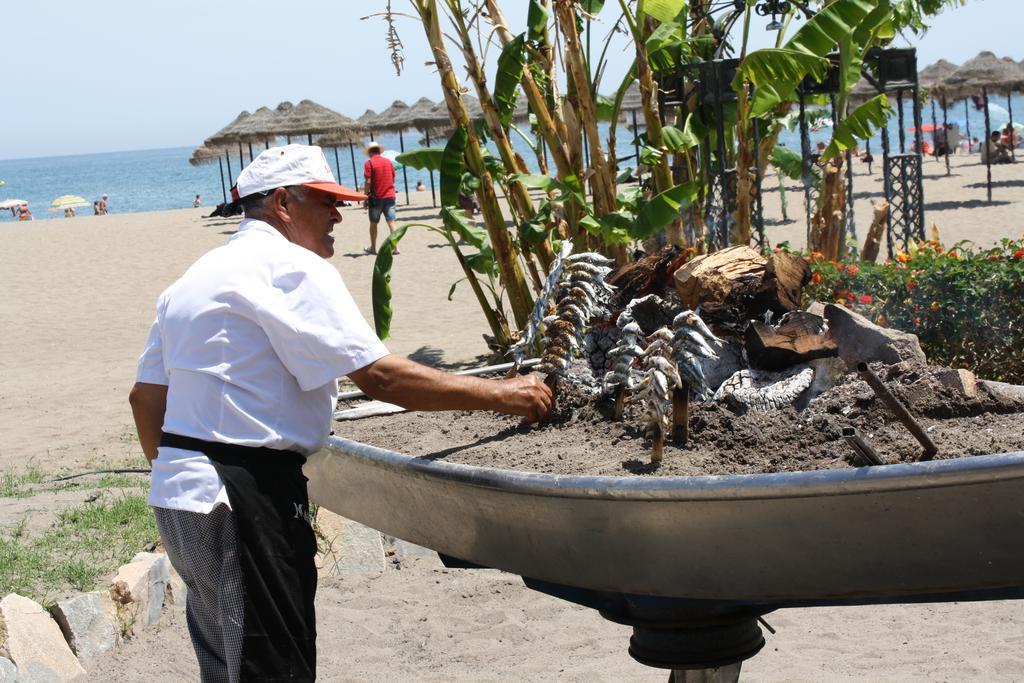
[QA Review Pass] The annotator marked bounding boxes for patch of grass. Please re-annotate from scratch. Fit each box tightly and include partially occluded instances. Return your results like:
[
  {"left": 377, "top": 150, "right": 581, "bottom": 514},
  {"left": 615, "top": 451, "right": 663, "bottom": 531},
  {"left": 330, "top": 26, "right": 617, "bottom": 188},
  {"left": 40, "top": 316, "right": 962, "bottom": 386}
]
[
  {"left": 0, "top": 466, "right": 46, "bottom": 498},
  {"left": 0, "top": 493, "right": 158, "bottom": 605}
]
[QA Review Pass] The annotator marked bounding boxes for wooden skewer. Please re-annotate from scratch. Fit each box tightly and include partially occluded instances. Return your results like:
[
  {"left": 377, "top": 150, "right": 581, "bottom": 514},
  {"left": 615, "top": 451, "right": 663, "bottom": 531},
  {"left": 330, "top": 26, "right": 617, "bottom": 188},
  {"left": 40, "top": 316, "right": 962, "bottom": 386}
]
[
  {"left": 651, "top": 423, "right": 664, "bottom": 464},
  {"left": 613, "top": 386, "right": 626, "bottom": 420},
  {"left": 673, "top": 383, "right": 690, "bottom": 445}
]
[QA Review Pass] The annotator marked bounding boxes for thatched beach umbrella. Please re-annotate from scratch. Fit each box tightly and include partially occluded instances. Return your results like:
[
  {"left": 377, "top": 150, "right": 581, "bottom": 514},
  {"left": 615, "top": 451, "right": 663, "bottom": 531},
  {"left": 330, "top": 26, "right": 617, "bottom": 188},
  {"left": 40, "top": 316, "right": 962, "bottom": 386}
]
[
  {"left": 317, "top": 126, "right": 369, "bottom": 192},
  {"left": 235, "top": 106, "right": 283, "bottom": 155},
  {"left": 406, "top": 97, "right": 449, "bottom": 208},
  {"left": 206, "top": 110, "right": 253, "bottom": 178},
  {"left": 358, "top": 109, "right": 383, "bottom": 138},
  {"left": 939, "top": 52, "right": 1024, "bottom": 200},
  {"left": 919, "top": 60, "right": 958, "bottom": 175},
  {"left": 189, "top": 144, "right": 230, "bottom": 204},
  {"left": 372, "top": 100, "right": 417, "bottom": 204},
  {"left": 274, "top": 99, "right": 361, "bottom": 145}
]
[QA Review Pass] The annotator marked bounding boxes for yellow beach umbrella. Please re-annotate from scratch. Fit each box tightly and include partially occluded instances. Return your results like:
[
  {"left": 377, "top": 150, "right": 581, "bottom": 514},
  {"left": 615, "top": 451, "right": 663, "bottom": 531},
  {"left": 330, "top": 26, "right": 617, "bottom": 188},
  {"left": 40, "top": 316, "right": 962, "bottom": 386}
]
[{"left": 49, "top": 195, "right": 92, "bottom": 211}]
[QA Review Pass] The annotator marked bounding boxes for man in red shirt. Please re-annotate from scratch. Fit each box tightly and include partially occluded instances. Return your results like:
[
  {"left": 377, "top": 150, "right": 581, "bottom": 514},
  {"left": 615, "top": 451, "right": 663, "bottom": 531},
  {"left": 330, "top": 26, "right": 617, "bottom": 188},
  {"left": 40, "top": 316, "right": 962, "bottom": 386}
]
[{"left": 362, "top": 141, "right": 398, "bottom": 254}]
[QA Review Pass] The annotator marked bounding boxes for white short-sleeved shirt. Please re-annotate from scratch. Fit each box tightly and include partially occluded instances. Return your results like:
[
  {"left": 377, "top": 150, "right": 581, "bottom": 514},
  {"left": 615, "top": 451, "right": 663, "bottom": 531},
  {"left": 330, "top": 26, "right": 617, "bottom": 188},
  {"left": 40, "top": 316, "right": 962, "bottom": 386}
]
[{"left": 137, "top": 218, "right": 389, "bottom": 513}]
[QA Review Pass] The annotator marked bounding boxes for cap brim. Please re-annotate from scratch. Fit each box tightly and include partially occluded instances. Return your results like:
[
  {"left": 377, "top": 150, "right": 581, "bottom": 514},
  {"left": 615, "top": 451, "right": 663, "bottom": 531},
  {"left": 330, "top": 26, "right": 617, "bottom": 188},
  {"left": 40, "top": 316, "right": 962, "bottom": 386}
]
[{"left": 303, "top": 181, "right": 367, "bottom": 201}]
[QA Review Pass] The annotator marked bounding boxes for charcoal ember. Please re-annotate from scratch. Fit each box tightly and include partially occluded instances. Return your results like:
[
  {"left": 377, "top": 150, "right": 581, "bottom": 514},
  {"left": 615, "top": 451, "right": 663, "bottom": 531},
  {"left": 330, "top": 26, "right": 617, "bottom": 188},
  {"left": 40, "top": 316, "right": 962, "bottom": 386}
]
[
  {"left": 619, "top": 294, "right": 677, "bottom": 336},
  {"left": 714, "top": 365, "right": 815, "bottom": 413},
  {"left": 584, "top": 324, "right": 619, "bottom": 374}
]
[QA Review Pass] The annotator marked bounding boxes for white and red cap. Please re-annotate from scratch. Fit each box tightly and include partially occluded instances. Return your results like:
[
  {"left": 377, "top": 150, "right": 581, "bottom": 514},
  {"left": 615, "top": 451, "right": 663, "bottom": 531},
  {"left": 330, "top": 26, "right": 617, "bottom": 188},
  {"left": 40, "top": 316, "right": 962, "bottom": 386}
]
[{"left": 233, "top": 144, "right": 366, "bottom": 202}]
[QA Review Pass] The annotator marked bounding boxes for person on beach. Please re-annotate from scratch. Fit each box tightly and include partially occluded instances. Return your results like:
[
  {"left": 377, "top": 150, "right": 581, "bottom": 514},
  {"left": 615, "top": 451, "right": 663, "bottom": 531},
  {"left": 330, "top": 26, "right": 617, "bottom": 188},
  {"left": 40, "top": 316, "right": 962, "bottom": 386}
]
[
  {"left": 94, "top": 201, "right": 101, "bottom": 215},
  {"left": 982, "top": 131, "right": 1012, "bottom": 164},
  {"left": 99, "top": 194, "right": 108, "bottom": 214},
  {"left": 362, "top": 141, "right": 397, "bottom": 255},
  {"left": 128, "top": 144, "right": 551, "bottom": 683},
  {"left": 64, "top": 207, "right": 75, "bottom": 218},
  {"left": 193, "top": 194, "right": 202, "bottom": 208},
  {"left": 416, "top": 180, "right": 426, "bottom": 191},
  {"left": 17, "top": 204, "right": 32, "bottom": 221}
]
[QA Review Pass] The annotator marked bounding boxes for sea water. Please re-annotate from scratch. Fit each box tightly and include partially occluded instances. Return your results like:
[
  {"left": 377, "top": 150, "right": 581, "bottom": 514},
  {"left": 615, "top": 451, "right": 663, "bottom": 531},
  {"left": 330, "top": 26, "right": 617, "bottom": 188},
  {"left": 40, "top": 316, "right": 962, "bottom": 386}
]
[{"left": 1, "top": 95, "right": 1016, "bottom": 222}]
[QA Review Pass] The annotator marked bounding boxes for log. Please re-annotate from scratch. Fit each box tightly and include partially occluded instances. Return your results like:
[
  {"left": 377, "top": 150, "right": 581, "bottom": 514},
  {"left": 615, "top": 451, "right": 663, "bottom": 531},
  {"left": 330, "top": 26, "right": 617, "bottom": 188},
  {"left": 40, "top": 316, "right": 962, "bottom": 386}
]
[
  {"left": 861, "top": 200, "right": 889, "bottom": 263},
  {"left": 756, "top": 250, "right": 810, "bottom": 313},
  {"left": 672, "top": 245, "right": 767, "bottom": 313},
  {"left": 745, "top": 312, "right": 838, "bottom": 371}
]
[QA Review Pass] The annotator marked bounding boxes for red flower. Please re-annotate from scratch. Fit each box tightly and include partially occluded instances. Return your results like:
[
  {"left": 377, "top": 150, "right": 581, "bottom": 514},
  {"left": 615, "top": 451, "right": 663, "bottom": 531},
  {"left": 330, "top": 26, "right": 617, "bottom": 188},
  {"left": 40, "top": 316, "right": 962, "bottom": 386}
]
[
  {"left": 906, "top": 279, "right": 917, "bottom": 291},
  {"left": 857, "top": 294, "right": 873, "bottom": 305},
  {"left": 1013, "top": 250, "right": 1024, "bottom": 261},
  {"left": 812, "top": 272, "right": 822, "bottom": 284},
  {"left": 846, "top": 264, "right": 859, "bottom": 277}
]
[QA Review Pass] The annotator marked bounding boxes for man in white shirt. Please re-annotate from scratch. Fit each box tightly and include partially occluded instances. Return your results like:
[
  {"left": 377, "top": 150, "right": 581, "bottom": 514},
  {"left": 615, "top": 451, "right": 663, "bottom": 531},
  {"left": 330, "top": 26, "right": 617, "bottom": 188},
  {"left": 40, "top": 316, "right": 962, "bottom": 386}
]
[{"left": 129, "top": 145, "right": 551, "bottom": 682}]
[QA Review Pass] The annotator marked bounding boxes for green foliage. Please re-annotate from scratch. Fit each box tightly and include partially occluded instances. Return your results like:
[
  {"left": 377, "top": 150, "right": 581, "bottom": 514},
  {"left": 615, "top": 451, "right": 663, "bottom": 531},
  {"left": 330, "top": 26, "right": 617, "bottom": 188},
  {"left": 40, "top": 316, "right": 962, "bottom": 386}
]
[
  {"left": 527, "top": 0, "right": 549, "bottom": 43},
  {"left": 823, "top": 94, "right": 894, "bottom": 158},
  {"left": 495, "top": 35, "right": 527, "bottom": 126},
  {"left": 632, "top": 182, "right": 700, "bottom": 240},
  {"left": 803, "top": 238, "right": 1024, "bottom": 382},
  {"left": 770, "top": 144, "right": 810, "bottom": 181},
  {"left": 395, "top": 147, "right": 444, "bottom": 171},
  {"left": 639, "top": 0, "right": 685, "bottom": 23},
  {"left": 742, "top": 0, "right": 878, "bottom": 117},
  {"left": 371, "top": 225, "right": 409, "bottom": 340},
  {"left": 441, "top": 125, "right": 468, "bottom": 208}
]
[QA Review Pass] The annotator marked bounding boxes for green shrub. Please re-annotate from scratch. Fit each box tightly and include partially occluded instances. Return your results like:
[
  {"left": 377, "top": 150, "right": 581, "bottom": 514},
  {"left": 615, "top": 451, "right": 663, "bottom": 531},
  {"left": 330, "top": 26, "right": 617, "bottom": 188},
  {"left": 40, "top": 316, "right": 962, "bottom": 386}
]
[{"left": 802, "top": 238, "right": 1024, "bottom": 383}]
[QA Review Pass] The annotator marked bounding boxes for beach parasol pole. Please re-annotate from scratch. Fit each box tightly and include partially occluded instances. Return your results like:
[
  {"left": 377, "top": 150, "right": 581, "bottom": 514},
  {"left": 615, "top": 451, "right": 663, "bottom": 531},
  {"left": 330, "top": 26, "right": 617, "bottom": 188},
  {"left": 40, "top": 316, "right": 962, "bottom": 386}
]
[
  {"left": 333, "top": 147, "right": 342, "bottom": 184},
  {"left": 631, "top": 109, "right": 640, "bottom": 181},
  {"left": 930, "top": 99, "right": 939, "bottom": 163},
  {"left": 349, "top": 143, "right": 359, "bottom": 191},
  {"left": 224, "top": 151, "right": 234, "bottom": 185},
  {"left": 218, "top": 157, "right": 227, "bottom": 204},
  {"left": 237, "top": 143, "right": 245, "bottom": 170},
  {"left": 941, "top": 97, "right": 951, "bottom": 175},
  {"left": 983, "top": 87, "right": 993, "bottom": 201},
  {"left": 425, "top": 128, "right": 437, "bottom": 208},
  {"left": 248, "top": 142, "right": 255, "bottom": 162},
  {"left": 964, "top": 99, "right": 972, "bottom": 152},
  {"left": 1007, "top": 90, "right": 1015, "bottom": 163},
  {"left": 398, "top": 129, "right": 410, "bottom": 205}
]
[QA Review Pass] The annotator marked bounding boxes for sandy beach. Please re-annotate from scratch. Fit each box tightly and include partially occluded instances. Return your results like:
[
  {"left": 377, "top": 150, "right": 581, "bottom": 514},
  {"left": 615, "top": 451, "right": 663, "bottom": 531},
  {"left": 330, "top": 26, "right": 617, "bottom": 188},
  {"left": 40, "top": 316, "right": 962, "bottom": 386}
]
[{"left": 2, "top": 154, "right": 1023, "bottom": 680}]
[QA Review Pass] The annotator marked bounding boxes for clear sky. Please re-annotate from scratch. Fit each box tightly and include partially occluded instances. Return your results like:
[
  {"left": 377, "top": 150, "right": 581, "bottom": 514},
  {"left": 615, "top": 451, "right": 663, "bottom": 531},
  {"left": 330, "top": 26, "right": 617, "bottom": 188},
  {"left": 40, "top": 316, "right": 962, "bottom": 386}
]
[{"left": 1, "top": 0, "right": 1017, "bottom": 160}]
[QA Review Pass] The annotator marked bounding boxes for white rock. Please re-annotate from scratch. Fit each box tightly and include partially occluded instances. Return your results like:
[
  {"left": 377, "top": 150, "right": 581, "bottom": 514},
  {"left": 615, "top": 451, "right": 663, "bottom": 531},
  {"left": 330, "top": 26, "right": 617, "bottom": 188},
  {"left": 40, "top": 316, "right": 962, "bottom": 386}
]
[
  {"left": 109, "top": 552, "right": 169, "bottom": 634},
  {"left": 0, "top": 657, "right": 17, "bottom": 683},
  {"left": 49, "top": 592, "right": 120, "bottom": 660},
  {"left": 0, "top": 594, "right": 85, "bottom": 682}
]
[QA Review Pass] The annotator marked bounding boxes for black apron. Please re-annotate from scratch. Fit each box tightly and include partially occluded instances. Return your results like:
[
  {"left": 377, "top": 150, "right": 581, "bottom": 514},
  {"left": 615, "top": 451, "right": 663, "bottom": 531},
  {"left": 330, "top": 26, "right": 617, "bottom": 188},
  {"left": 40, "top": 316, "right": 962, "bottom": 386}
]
[{"left": 160, "top": 432, "right": 317, "bottom": 682}]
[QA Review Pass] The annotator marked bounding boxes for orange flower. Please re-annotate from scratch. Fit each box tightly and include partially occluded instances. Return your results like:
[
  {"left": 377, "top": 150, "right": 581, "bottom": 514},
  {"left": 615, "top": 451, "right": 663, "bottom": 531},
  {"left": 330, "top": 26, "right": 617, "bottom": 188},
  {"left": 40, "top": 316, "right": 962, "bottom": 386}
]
[
  {"left": 930, "top": 301, "right": 941, "bottom": 313},
  {"left": 812, "top": 272, "right": 822, "bottom": 284},
  {"left": 847, "top": 264, "right": 859, "bottom": 277},
  {"left": 836, "top": 263, "right": 846, "bottom": 273},
  {"left": 811, "top": 251, "right": 824, "bottom": 260},
  {"left": 897, "top": 253, "right": 910, "bottom": 263}
]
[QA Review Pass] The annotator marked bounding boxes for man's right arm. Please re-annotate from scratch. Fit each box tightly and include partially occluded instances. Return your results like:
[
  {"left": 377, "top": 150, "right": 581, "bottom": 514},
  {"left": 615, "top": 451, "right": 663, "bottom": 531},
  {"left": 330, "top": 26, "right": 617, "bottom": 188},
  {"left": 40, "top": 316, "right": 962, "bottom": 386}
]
[
  {"left": 347, "top": 354, "right": 552, "bottom": 423},
  {"left": 129, "top": 382, "right": 168, "bottom": 464}
]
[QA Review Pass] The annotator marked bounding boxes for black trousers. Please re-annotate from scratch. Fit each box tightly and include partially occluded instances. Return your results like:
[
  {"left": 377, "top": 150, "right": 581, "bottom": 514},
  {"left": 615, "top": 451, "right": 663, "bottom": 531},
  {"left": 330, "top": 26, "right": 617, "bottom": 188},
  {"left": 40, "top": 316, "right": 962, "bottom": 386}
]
[{"left": 160, "top": 433, "right": 318, "bottom": 682}]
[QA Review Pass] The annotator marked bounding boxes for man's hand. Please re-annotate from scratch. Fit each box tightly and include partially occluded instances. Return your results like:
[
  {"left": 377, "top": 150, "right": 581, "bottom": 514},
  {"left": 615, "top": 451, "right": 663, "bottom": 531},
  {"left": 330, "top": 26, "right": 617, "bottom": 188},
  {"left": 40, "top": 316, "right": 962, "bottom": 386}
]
[
  {"left": 497, "top": 374, "right": 553, "bottom": 424},
  {"left": 349, "top": 355, "right": 552, "bottom": 422}
]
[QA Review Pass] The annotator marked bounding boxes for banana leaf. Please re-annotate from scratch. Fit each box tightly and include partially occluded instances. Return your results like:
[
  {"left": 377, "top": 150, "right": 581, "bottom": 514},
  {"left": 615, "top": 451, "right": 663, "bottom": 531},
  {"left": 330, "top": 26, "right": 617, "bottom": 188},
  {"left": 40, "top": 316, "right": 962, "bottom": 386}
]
[
  {"left": 580, "top": 0, "right": 606, "bottom": 14},
  {"left": 441, "top": 126, "right": 468, "bottom": 208},
  {"left": 372, "top": 225, "right": 411, "bottom": 339},
  {"left": 742, "top": 0, "right": 877, "bottom": 117},
  {"left": 770, "top": 144, "right": 810, "bottom": 181},
  {"left": 639, "top": 0, "right": 686, "bottom": 24},
  {"left": 527, "top": 0, "right": 548, "bottom": 43},
  {"left": 441, "top": 207, "right": 486, "bottom": 249},
  {"left": 494, "top": 34, "right": 527, "bottom": 126},
  {"left": 632, "top": 181, "right": 699, "bottom": 240},
  {"left": 395, "top": 148, "right": 444, "bottom": 171},
  {"left": 823, "top": 94, "right": 893, "bottom": 159}
]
